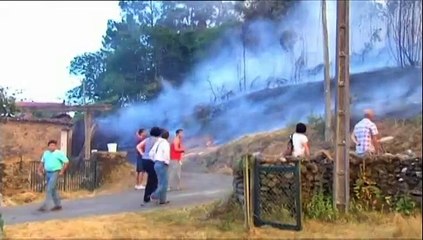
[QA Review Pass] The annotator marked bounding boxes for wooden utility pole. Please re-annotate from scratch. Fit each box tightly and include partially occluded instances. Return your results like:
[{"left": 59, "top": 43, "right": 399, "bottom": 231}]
[
  {"left": 321, "top": 0, "right": 332, "bottom": 142},
  {"left": 333, "top": 0, "right": 351, "bottom": 212},
  {"left": 82, "top": 80, "right": 92, "bottom": 160}
]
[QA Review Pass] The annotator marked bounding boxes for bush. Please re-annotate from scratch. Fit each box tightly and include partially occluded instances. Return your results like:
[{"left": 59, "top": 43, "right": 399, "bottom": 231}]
[
  {"left": 307, "top": 114, "right": 325, "bottom": 139},
  {"left": 304, "top": 191, "right": 339, "bottom": 221}
]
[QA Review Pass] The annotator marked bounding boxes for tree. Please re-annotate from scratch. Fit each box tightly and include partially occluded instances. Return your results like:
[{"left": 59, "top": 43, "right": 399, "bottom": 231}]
[
  {"left": 235, "top": 0, "right": 297, "bottom": 22},
  {"left": 0, "top": 87, "right": 20, "bottom": 117},
  {"left": 385, "top": 0, "right": 422, "bottom": 67},
  {"left": 68, "top": 1, "right": 239, "bottom": 106},
  {"left": 321, "top": 0, "right": 332, "bottom": 142}
]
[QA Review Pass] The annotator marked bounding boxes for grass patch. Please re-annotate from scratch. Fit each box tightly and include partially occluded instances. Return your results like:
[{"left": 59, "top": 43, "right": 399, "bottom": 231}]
[
  {"left": 2, "top": 161, "right": 137, "bottom": 206},
  {"left": 3, "top": 199, "right": 422, "bottom": 239}
]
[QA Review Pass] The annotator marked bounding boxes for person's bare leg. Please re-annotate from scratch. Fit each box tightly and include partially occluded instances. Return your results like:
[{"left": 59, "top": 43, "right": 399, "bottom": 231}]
[
  {"left": 135, "top": 172, "right": 145, "bottom": 189},
  {"left": 139, "top": 171, "right": 145, "bottom": 187}
]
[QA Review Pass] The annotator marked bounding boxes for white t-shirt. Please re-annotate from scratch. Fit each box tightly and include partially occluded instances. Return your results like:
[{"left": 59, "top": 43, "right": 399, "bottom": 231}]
[
  {"left": 292, "top": 133, "right": 308, "bottom": 157},
  {"left": 149, "top": 138, "right": 170, "bottom": 165}
]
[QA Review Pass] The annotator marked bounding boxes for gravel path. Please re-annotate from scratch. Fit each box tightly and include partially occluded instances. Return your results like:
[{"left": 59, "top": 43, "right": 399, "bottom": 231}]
[{"left": 1, "top": 172, "right": 232, "bottom": 225}]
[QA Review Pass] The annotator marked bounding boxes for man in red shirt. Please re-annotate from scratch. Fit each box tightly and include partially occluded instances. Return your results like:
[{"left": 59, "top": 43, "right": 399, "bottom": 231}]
[{"left": 169, "top": 129, "right": 185, "bottom": 191}]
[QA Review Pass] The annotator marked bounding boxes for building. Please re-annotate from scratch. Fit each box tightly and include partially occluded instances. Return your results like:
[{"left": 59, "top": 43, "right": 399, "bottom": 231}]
[{"left": 0, "top": 102, "right": 73, "bottom": 162}]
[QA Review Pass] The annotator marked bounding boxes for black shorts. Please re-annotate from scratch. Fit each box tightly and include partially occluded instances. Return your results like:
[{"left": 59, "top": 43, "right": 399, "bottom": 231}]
[{"left": 136, "top": 155, "right": 145, "bottom": 173}]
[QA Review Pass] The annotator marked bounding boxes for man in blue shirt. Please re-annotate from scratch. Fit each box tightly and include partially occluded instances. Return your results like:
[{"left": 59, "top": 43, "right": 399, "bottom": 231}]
[{"left": 37, "top": 140, "right": 69, "bottom": 212}]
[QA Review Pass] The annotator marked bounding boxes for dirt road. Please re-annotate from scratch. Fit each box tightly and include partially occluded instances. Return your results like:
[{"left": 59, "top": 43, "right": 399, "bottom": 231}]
[{"left": 1, "top": 172, "right": 232, "bottom": 225}]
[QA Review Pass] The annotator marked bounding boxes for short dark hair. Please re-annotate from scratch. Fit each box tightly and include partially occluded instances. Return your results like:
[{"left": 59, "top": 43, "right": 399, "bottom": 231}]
[
  {"left": 47, "top": 140, "right": 58, "bottom": 146},
  {"left": 161, "top": 129, "right": 170, "bottom": 140},
  {"left": 176, "top": 129, "right": 183, "bottom": 135},
  {"left": 149, "top": 127, "right": 162, "bottom": 137},
  {"left": 138, "top": 128, "right": 145, "bottom": 135},
  {"left": 295, "top": 123, "right": 307, "bottom": 134}
]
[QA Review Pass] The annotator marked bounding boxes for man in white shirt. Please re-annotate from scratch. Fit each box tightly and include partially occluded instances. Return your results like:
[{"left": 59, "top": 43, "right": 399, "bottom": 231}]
[
  {"left": 351, "top": 109, "right": 380, "bottom": 156},
  {"left": 149, "top": 129, "right": 171, "bottom": 205}
]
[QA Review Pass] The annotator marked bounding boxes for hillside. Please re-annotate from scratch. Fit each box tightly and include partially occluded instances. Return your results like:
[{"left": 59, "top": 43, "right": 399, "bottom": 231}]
[
  {"left": 191, "top": 67, "right": 422, "bottom": 144},
  {"left": 71, "top": 67, "right": 422, "bottom": 156},
  {"left": 184, "top": 116, "right": 422, "bottom": 173}
]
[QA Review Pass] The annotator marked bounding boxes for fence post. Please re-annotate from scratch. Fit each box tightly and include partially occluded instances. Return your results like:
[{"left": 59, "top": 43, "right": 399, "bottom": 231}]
[
  {"left": 249, "top": 155, "right": 256, "bottom": 228},
  {"left": 94, "top": 158, "right": 98, "bottom": 190},
  {"left": 294, "top": 160, "right": 303, "bottom": 231},
  {"left": 243, "top": 155, "right": 252, "bottom": 230}
]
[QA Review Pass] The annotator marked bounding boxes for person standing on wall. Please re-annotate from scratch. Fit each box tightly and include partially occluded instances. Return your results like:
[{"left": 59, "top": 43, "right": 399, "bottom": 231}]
[
  {"left": 37, "top": 140, "right": 69, "bottom": 212},
  {"left": 150, "top": 129, "right": 171, "bottom": 205},
  {"left": 351, "top": 109, "right": 380, "bottom": 157},
  {"left": 137, "top": 127, "right": 161, "bottom": 206},
  {"left": 169, "top": 129, "right": 185, "bottom": 191},
  {"left": 135, "top": 128, "right": 147, "bottom": 190},
  {"left": 284, "top": 123, "right": 310, "bottom": 159}
]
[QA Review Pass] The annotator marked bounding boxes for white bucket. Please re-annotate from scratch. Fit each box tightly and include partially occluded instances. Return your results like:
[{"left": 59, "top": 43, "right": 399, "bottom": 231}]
[{"left": 107, "top": 143, "right": 117, "bottom": 152}]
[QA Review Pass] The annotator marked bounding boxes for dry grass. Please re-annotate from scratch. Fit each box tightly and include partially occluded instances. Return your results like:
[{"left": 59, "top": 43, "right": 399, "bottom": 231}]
[
  {"left": 4, "top": 203, "right": 422, "bottom": 239},
  {"left": 194, "top": 116, "right": 422, "bottom": 172},
  {"left": 2, "top": 162, "right": 139, "bottom": 206}
]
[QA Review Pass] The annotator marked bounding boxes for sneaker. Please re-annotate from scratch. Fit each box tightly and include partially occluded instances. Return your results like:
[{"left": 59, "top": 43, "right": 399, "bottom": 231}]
[
  {"left": 139, "top": 185, "right": 146, "bottom": 189},
  {"left": 50, "top": 206, "right": 62, "bottom": 211},
  {"left": 159, "top": 201, "right": 170, "bottom": 205},
  {"left": 150, "top": 195, "right": 159, "bottom": 205},
  {"left": 135, "top": 185, "right": 145, "bottom": 190},
  {"left": 37, "top": 207, "right": 47, "bottom": 212}
]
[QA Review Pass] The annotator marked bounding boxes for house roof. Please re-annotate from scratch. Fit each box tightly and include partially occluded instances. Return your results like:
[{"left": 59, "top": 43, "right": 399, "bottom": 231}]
[
  {"left": 15, "top": 101, "right": 112, "bottom": 112},
  {"left": 1, "top": 117, "right": 73, "bottom": 127},
  {"left": 15, "top": 101, "right": 65, "bottom": 109}
]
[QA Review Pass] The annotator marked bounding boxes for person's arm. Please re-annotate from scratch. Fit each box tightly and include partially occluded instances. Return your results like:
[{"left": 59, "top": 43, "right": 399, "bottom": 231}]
[
  {"left": 38, "top": 153, "right": 45, "bottom": 176},
  {"left": 58, "top": 152, "right": 69, "bottom": 176},
  {"left": 351, "top": 132, "right": 358, "bottom": 145},
  {"left": 163, "top": 142, "right": 171, "bottom": 163},
  {"left": 136, "top": 139, "right": 147, "bottom": 155},
  {"left": 303, "top": 137, "right": 310, "bottom": 159},
  {"left": 174, "top": 138, "right": 185, "bottom": 153},
  {"left": 370, "top": 123, "right": 380, "bottom": 153}
]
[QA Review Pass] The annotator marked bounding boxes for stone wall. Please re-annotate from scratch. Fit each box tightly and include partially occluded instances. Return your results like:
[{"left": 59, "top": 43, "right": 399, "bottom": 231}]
[
  {"left": 233, "top": 153, "right": 422, "bottom": 208},
  {"left": 91, "top": 151, "right": 129, "bottom": 185},
  {"left": 0, "top": 118, "right": 72, "bottom": 162}
]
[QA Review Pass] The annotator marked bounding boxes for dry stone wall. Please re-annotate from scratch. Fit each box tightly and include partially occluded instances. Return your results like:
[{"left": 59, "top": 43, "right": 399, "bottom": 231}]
[{"left": 233, "top": 153, "right": 422, "bottom": 207}]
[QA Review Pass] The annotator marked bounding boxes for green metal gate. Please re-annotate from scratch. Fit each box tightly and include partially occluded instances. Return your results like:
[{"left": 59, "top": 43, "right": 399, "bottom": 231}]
[{"left": 253, "top": 160, "right": 302, "bottom": 231}]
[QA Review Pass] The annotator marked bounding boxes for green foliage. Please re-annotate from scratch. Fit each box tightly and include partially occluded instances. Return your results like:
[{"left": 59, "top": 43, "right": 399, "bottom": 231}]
[
  {"left": 0, "top": 87, "right": 18, "bottom": 117},
  {"left": 352, "top": 163, "right": 418, "bottom": 215},
  {"left": 235, "top": 0, "right": 298, "bottom": 22},
  {"left": 353, "top": 163, "right": 388, "bottom": 211},
  {"left": 67, "top": 1, "right": 298, "bottom": 106},
  {"left": 395, "top": 195, "right": 416, "bottom": 216},
  {"left": 304, "top": 191, "right": 339, "bottom": 222},
  {"left": 0, "top": 213, "right": 3, "bottom": 236}
]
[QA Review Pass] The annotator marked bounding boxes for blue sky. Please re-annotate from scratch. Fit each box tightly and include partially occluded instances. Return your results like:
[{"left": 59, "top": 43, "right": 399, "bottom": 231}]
[{"left": 0, "top": 1, "right": 121, "bottom": 102}]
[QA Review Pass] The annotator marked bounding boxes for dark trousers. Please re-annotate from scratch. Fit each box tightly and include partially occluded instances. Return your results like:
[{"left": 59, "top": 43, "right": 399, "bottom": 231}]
[{"left": 143, "top": 159, "right": 158, "bottom": 202}]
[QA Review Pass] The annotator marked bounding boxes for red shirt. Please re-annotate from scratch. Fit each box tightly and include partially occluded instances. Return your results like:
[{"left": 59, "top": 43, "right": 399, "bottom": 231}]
[{"left": 170, "top": 139, "right": 184, "bottom": 161}]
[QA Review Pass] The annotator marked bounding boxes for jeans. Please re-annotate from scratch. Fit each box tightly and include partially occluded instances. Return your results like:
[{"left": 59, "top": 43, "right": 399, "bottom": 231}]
[
  {"left": 151, "top": 161, "right": 169, "bottom": 203},
  {"left": 169, "top": 160, "right": 182, "bottom": 190},
  {"left": 143, "top": 159, "right": 158, "bottom": 202},
  {"left": 41, "top": 171, "right": 61, "bottom": 208}
]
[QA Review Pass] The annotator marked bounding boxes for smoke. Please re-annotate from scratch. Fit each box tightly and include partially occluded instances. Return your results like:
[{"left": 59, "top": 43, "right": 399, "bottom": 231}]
[{"left": 98, "top": 0, "right": 422, "bottom": 147}]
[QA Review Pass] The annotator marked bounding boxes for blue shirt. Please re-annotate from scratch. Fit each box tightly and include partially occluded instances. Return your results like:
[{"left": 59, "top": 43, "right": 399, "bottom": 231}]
[{"left": 41, "top": 150, "right": 69, "bottom": 172}]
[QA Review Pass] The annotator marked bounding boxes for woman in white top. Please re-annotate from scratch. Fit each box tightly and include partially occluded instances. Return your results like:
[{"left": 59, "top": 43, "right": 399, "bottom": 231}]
[
  {"left": 149, "top": 129, "right": 171, "bottom": 204},
  {"left": 292, "top": 123, "right": 310, "bottom": 158}
]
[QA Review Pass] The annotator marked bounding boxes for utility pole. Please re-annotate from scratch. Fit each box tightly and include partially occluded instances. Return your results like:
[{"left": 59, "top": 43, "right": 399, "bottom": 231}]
[
  {"left": 333, "top": 0, "right": 351, "bottom": 212},
  {"left": 321, "top": 0, "right": 332, "bottom": 143}
]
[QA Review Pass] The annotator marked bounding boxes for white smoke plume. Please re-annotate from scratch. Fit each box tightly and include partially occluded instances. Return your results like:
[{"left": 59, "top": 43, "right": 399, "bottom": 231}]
[{"left": 98, "top": 0, "right": 422, "bottom": 147}]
